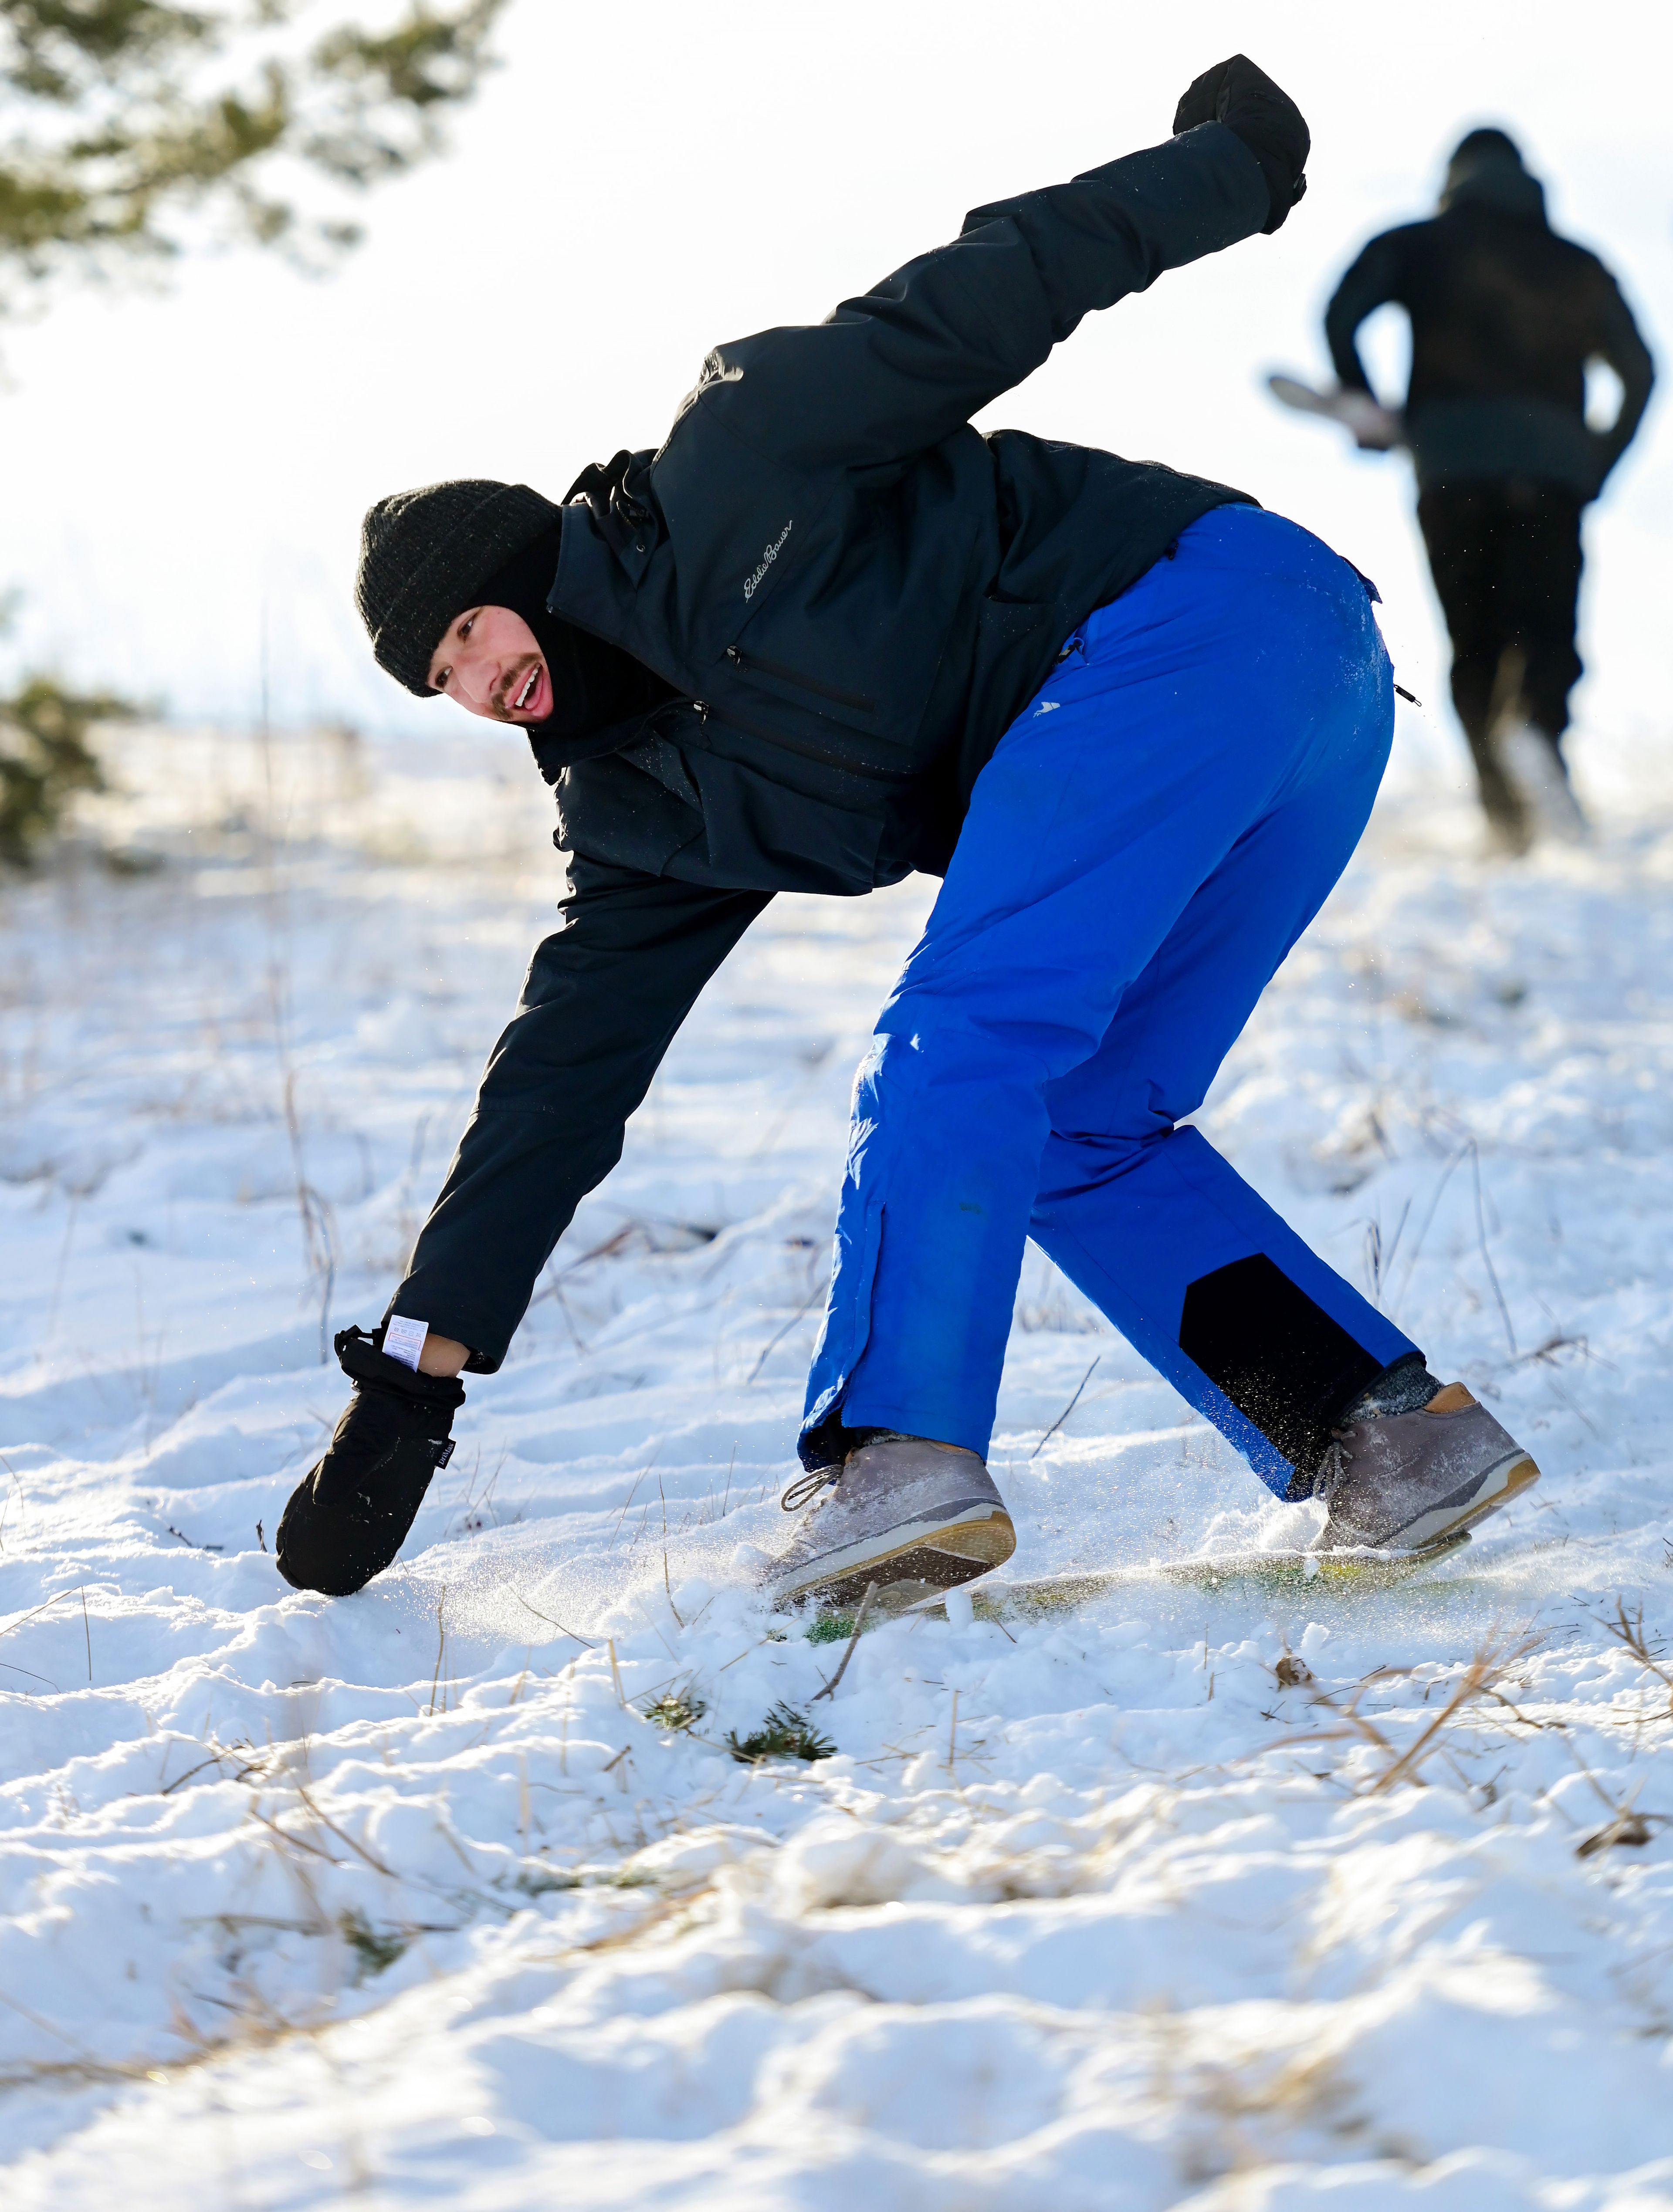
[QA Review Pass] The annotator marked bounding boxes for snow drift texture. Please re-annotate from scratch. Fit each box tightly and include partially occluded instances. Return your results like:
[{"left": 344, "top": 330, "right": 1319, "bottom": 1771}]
[{"left": 0, "top": 715, "right": 1670, "bottom": 2207}]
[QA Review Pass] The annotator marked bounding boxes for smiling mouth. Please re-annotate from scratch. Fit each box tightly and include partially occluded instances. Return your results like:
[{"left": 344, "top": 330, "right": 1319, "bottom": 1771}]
[{"left": 497, "top": 660, "right": 546, "bottom": 719}]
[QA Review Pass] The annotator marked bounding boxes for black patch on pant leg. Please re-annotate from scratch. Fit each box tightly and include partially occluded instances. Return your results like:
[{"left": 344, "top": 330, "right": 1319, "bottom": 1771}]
[
  {"left": 1179, "top": 1255, "right": 1385, "bottom": 1493},
  {"left": 799, "top": 1408, "right": 856, "bottom": 1475}
]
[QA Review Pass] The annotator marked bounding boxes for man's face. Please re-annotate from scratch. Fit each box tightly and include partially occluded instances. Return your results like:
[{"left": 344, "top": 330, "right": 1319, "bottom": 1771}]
[{"left": 427, "top": 605, "right": 552, "bottom": 722}]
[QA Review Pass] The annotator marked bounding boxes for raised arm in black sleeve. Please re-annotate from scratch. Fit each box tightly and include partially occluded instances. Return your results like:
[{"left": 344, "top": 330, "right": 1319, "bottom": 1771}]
[
  {"left": 390, "top": 859, "right": 771, "bottom": 1371},
  {"left": 681, "top": 119, "right": 1273, "bottom": 476},
  {"left": 1171, "top": 54, "right": 1310, "bottom": 232}
]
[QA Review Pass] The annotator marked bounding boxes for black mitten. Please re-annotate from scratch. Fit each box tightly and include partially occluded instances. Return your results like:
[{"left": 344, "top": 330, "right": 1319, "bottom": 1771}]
[
  {"left": 275, "top": 1326, "right": 465, "bottom": 1597},
  {"left": 1173, "top": 54, "right": 1310, "bottom": 233}
]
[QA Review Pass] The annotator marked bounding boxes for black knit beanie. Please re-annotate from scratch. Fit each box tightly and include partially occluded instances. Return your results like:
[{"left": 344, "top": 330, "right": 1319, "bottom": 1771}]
[{"left": 356, "top": 478, "right": 564, "bottom": 697}]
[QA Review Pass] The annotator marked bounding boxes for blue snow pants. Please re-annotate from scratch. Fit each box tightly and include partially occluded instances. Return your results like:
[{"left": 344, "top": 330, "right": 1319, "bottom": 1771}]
[{"left": 799, "top": 504, "right": 1420, "bottom": 1500}]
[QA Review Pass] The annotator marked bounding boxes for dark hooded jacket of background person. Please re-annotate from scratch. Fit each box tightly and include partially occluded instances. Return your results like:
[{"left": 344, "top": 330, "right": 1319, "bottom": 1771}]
[{"left": 1324, "top": 130, "right": 1654, "bottom": 498}]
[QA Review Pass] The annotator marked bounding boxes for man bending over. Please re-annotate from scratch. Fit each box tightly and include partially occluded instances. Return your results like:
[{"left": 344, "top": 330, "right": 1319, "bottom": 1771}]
[{"left": 278, "top": 58, "right": 1539, "bottom": 1607}]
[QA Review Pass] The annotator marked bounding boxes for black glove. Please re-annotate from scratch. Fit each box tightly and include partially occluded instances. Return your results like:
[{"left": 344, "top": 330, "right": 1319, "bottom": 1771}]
[
  {"left": 275, "top": 1326, "right": 465, "bottom": 1597},
  {"left": 1173, "top": 54, "right": 1310, "bottom": 234}
]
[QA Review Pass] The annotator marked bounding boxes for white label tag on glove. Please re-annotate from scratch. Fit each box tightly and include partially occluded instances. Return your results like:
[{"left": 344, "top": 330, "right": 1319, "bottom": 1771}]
[{"left": 384, "top": 1315, "right": 429, "bottom": 1372}]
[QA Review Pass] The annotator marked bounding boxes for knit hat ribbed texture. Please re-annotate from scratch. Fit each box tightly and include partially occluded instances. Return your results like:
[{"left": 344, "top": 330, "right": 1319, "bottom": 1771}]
[{"left": 356, "top": 479, "right": 564, "bottom": 697}]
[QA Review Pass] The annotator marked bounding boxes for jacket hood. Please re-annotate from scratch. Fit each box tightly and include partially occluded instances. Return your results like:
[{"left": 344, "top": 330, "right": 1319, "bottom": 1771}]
[{"left": 1439, "top": 133, "right": 1547, "bottom": 223}]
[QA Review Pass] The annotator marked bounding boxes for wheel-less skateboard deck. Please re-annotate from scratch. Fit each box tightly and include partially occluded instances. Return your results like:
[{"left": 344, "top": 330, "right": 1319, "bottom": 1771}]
[
  {"left": 1268, "top": 372, "right": 1406, "bottom": 450},
  {"left": 824, "top": 1532, "right": 1475, "bottom": 1629}
]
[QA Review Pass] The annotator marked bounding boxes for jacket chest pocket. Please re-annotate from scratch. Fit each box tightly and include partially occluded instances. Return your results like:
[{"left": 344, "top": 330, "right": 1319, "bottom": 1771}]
[{"left": 722, "top": 644, "right": 877, "bottom": 719}]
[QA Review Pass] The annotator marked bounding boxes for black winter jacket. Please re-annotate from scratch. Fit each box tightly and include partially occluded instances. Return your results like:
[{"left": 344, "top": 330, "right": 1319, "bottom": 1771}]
[
  {"left": 397, "top": 123, "right": 1275, "bottom": 1369},
  {"left": 1326, "top": 169, "right": 1655, "bottom": 497}
]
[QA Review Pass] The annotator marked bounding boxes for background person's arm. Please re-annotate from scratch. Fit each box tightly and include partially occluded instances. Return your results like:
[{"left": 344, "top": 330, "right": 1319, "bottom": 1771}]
[
  {"left": 390, "top": 858, "right": 772, "bottom": 1372},
  {"left": 1591, "top": 274, "right": 1656, "bottom": 485},
  {"left": 1324, "top": 230, "right": 1410, "bottom": 399},
  {"left": 671, "top": 63, "right": 1297, "bottom": 477}
]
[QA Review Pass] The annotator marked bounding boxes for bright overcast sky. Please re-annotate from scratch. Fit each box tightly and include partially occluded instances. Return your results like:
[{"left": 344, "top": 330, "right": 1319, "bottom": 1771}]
[{"left": 2, "top": 0, "right": 1668, "bottom": 747}]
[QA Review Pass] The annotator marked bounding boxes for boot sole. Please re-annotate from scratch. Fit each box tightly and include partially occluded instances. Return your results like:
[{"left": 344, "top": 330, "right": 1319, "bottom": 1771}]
[
  {"left": 1322, "top": 1449, "right": 1542, "bottom": 1558},
  {"left": 769, "top": 1508, "right": 1016, "bottom": 1611},
  {"left": 1435, "top": 1450, "right": 1541, "bottom": 1541}
]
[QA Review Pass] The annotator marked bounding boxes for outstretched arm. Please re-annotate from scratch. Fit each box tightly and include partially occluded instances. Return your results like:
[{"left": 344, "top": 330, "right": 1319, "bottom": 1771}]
[
  {"left": 275, "top": 857, "right": 768, "bottom": 1596},
  {"left": 676, "top": 58, "right": 1303, "bottom": 475},
  {"left": 393, "top": 859, "right": 772, "bottom": 1371}
]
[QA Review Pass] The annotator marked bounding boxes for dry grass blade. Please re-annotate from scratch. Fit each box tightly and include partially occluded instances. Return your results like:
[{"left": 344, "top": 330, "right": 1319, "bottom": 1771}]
[
  {"left": 427, "top": 1587, "right": 447, "bottom": 1718},
  {"left": 1030, "top": 1354, "right": 1101, "bottom": 1460},
  {"left": 1595, "top": 1597, "right": 1673, "bottom": 1715},
  {"left": 0, "top": 1982, "right": 99, "bottom": 2064},
  {"left": 1250, "top": 1665, "right": 1402, "bottom": 1764},
  {"left": 0, "top": 1987, "right": 364, "bottom": 2094},
  {"left": 813, "top": 1581, "right": 877, "bottom": 1703},
  {"left": 159, "top": 1732, "right": 271, "bottom": 1797},
  {"left": 511, "top": 1590, "right": 594, "bottom": 1648},
  {"left": 1576, "top": 1809, "right": 1658, "bottom": 1857},
  {"left": 244, "top": 1804, "right": 343, "bottom": 1868},
  {"left": 1468, "top": 1140, "right": 1517, "bottom": 1357},
  {"left": 159, "top": 1753, "right": 227, "bottom": 1798},
  {"left": 1250, "top": 1638, "right": 1541, "bottom": 1789},
  {"left": 291, "top": 1780, "right": 396, "bottom": 1878},
  {"left": 1367, "top": 1629, "right": 1544, "bottom": 1796},
  {"left": 0, "top": 1587, "right": 73, "bottom": 1641},
  {"left": 746, "top": 1278, "right": 824, "bottom": 1386},
  {"left": 1304, "top": 1684, "right": 1398, "bottom": 1760},
  {"left": 561, "top": 1885, "right": 715, "bottom": 1959},
  {"left": 658, "top": 1472, "right": 684, "bottom": 1627}
]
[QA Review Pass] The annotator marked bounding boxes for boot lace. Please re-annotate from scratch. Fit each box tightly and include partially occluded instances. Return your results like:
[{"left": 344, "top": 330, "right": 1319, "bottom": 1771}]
[{"left": 781, "top": 1465, "right": 843, "bottom": 1513}]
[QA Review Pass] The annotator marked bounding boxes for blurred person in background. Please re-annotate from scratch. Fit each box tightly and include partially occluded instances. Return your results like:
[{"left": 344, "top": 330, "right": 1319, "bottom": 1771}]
[
  {"left": 276, "top": 59, "right": 1541, "bottom": 1612},
  {"left": 1325, "top": 128, "right": 1654, "bottom": 852}
]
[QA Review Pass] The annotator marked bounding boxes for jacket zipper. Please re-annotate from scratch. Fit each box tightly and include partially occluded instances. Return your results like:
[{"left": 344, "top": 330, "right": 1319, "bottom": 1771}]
[
  {"left": 549, "top": 611, "right": 904, "bottom": 781},
  {"left": 688, "top": 698, "right": 912, "bottom": 783},
  {"left": 724, "top": 644, "right": 876, "bottom": 715}
]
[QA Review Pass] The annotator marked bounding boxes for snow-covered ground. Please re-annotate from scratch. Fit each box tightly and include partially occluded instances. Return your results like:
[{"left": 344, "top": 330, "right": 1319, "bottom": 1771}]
[{"left": 2, "top": 710, "right": 1671, "bottom": 2208}]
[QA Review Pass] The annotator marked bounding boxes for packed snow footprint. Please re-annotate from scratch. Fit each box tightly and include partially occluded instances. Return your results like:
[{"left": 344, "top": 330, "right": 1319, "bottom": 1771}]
[{"left": 1, "top": 721, "right": 1671, "bottom": 2206}]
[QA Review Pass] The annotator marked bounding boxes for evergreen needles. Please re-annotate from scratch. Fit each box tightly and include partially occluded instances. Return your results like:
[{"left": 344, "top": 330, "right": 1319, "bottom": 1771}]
[
  {"left": 0, "top": 3, "right": 509, "bottom": 316},
  {"left": 641, "top": 1690, "right": 707, "bottom": 1733},
  {"left": 725, "top": 1701, "right": 834, "bottom": 1765},
  {"left": 337, "top": 1908, "right": 407, "bottom": 1981},
  {"left": 0, "top": 677, "right": 129, "bottom": 865}
]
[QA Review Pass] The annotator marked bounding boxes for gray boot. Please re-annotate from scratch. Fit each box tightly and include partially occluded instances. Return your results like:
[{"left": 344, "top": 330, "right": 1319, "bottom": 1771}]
[
  {"left": 1313, "top": 1382, "right": 1540, "bottom": 1553},
  {"left": 765, "top": 1435, "right": 1016, "bottom": 1610}
]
